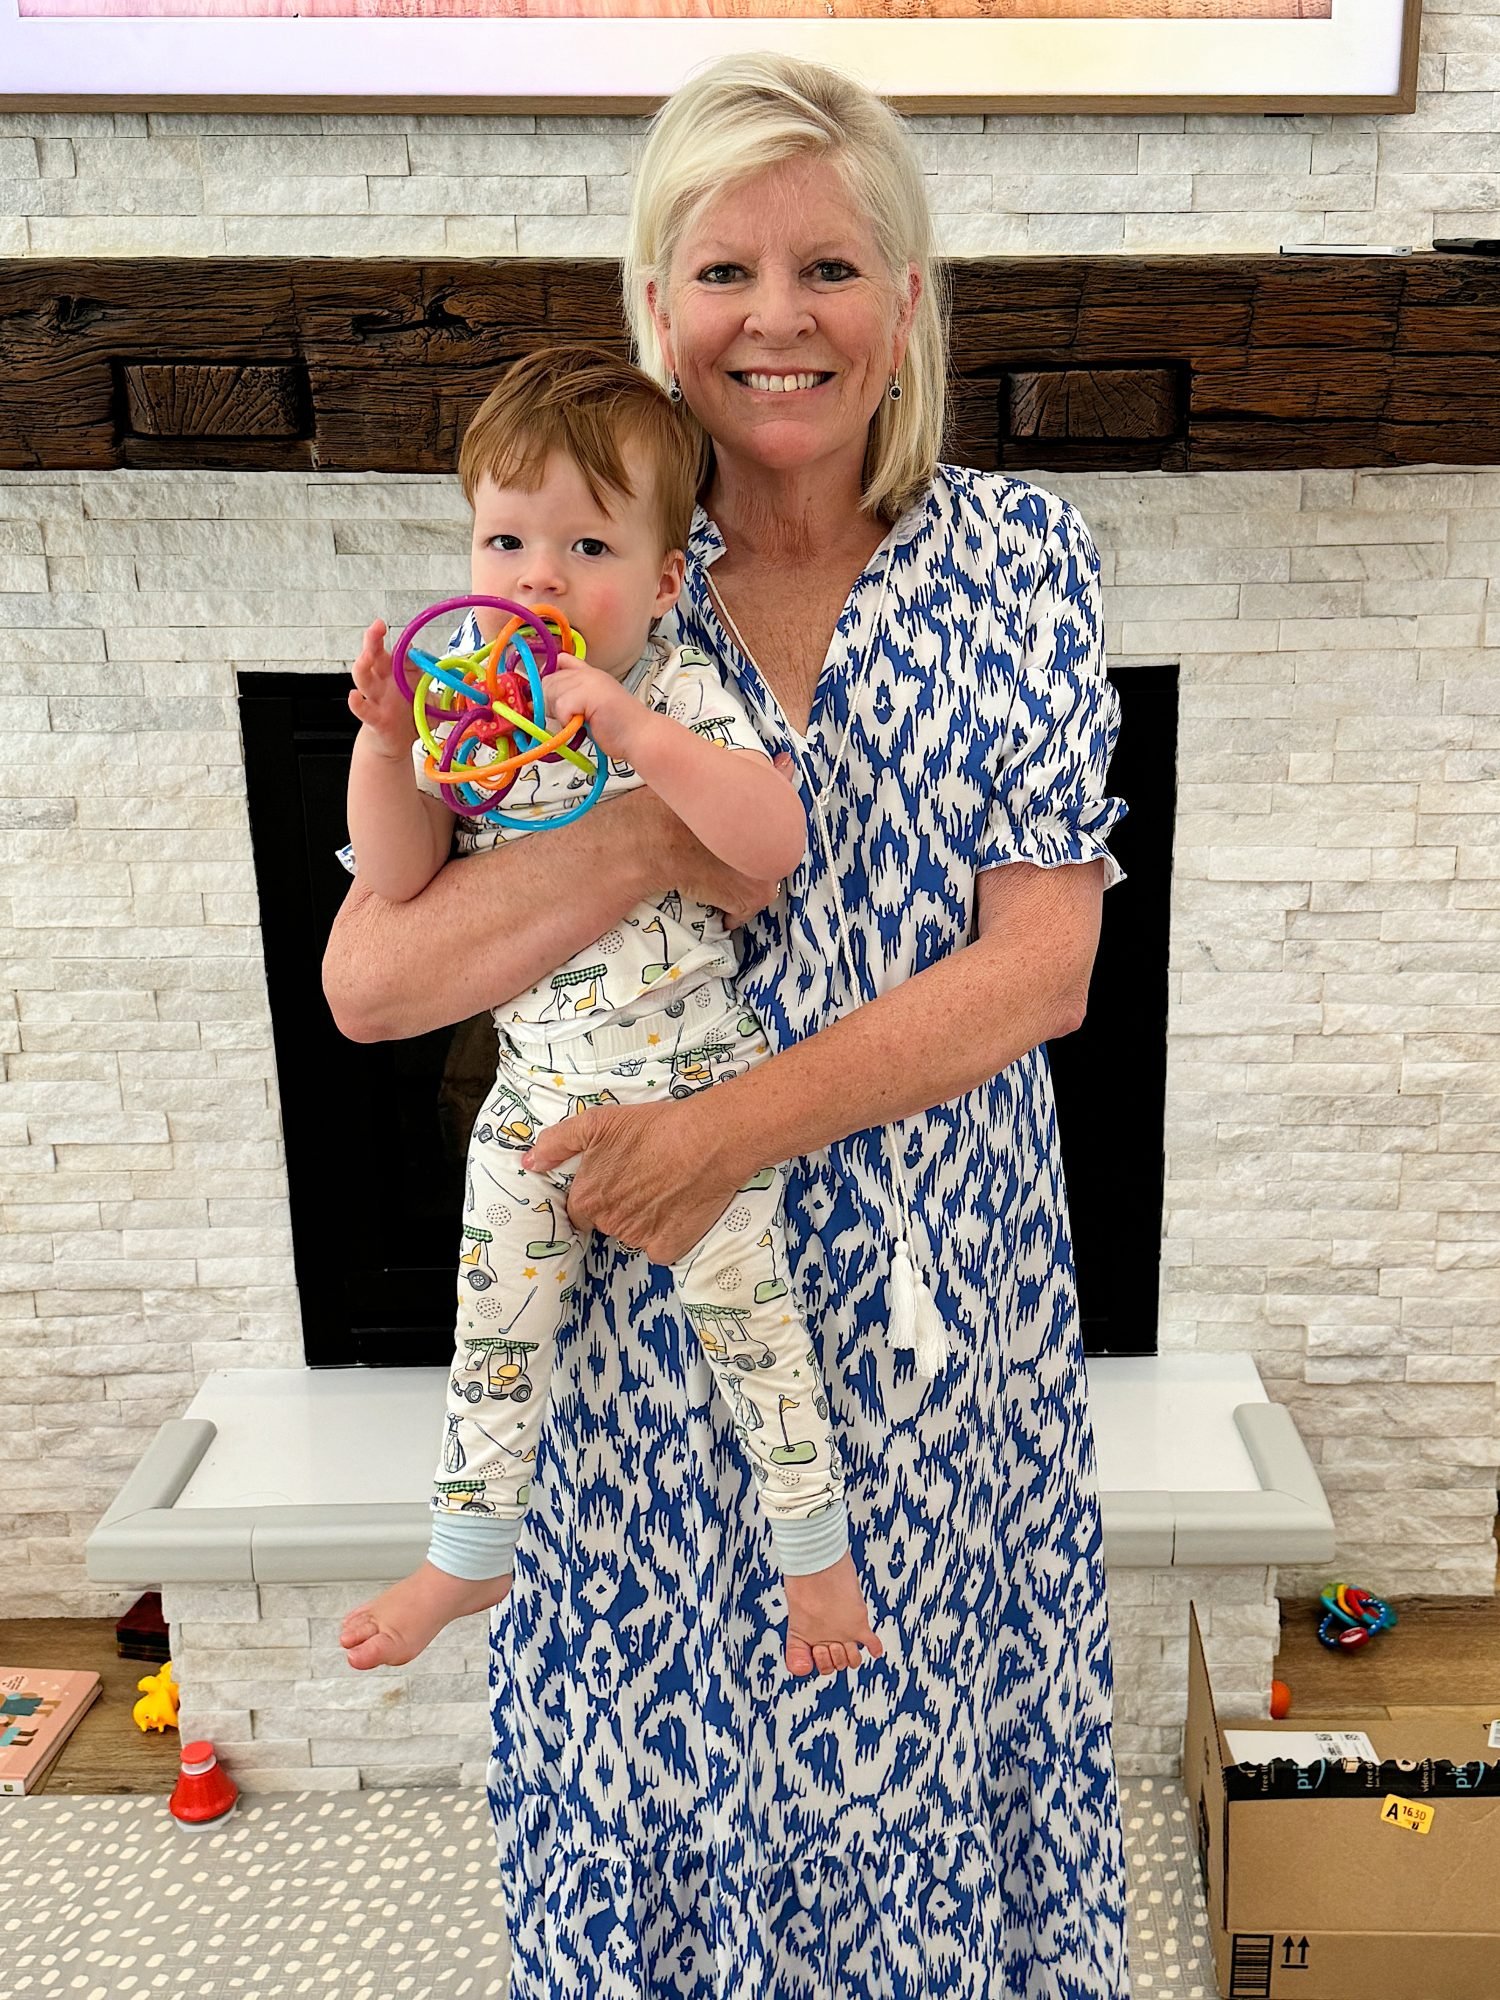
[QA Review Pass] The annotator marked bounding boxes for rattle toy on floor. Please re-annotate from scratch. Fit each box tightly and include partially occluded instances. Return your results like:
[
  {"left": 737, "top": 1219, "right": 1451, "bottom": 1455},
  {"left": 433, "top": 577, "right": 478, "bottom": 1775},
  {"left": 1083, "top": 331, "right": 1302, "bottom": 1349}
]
[
  {"left": 389, "top": 594, "right": 608, "bottom": 832},
  {"left": 1316, "top": 1580, "right": 1398, "bottom": 1651}
]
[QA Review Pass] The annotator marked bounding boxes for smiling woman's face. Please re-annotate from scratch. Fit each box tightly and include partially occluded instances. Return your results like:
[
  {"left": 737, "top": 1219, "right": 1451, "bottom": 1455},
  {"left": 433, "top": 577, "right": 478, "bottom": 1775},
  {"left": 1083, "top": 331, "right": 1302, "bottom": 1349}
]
[{"left": 652, "top": 153, "right": 915, "bottom": 484}]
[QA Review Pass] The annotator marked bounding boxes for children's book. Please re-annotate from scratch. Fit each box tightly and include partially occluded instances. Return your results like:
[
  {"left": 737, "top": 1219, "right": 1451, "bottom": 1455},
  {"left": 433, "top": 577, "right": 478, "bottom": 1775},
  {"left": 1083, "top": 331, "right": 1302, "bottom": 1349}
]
[{"left": 0, "top": 1667, "right": 103, "bottom": 1795}]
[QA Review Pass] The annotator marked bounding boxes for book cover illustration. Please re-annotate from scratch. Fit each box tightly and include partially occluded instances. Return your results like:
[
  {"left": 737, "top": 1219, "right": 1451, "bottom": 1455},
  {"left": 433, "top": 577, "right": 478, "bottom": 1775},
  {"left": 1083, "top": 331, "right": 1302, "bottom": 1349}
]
[{"left": 0, "top": 1667, "right": 104, "bottom": 1796}]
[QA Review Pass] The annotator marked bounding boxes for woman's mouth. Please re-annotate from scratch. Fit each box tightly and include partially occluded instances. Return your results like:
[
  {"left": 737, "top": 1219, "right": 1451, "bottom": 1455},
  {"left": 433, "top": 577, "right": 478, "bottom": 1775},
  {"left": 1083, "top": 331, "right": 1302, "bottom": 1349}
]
[{"left": 731, "top": 371, "right": 833, "bottom": 394}]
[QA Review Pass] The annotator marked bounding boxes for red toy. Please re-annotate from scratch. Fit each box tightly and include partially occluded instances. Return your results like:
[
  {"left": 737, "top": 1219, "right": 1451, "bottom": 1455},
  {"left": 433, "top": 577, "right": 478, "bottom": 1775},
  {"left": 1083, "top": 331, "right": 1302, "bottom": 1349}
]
[{"left": 169, "top": 1740, "right": 239, "bottom": 1829}]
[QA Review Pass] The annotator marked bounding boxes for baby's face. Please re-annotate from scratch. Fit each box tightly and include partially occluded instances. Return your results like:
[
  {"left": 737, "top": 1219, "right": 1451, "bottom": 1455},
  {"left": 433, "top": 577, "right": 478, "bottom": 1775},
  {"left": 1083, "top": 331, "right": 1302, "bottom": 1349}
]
[{"left": 468, "top": 441, "right": 684, "bottom": 678}]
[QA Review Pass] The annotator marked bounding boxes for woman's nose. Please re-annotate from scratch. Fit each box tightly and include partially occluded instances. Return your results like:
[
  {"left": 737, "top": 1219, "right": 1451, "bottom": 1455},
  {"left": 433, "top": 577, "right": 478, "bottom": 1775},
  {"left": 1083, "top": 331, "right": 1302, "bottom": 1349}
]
[{"left": 743, "top": 274, "right": 815, "bottom": 344}]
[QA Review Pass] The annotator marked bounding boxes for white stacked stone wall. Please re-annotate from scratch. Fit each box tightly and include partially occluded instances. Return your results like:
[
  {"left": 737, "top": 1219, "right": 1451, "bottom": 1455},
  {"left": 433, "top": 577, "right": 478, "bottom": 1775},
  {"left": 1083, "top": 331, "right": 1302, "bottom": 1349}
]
[
  {"left": 3, "top": 453, "right": 1495, "bottom": 1781},
  {"left": 155, "top": 1568, "right": 1282, "bottom": 1785},
  {"left": 2, "top": 2, "right": 1499, "bottom": 259},
  {"left": 4, "top": 0, "right": 1498, "bottom": 1785},
  {"left": 160, "top": 1582, "right": 498, "bottom": 1793}
]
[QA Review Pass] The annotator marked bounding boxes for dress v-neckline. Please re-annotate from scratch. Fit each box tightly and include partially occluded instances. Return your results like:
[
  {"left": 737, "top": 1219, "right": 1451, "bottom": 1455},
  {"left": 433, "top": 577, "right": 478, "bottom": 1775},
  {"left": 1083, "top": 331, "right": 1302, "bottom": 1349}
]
[{"left": 688, "top": 495, "right": 931, "bottom": 751}]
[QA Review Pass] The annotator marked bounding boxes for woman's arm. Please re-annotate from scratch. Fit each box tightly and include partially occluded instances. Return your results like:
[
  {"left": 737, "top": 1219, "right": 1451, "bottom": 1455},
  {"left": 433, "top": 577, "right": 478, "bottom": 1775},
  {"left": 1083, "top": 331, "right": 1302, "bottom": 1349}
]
[
  {"left": 705, "top": 857, "right": 1105, "bottom": 1168},
  {"left": 522, "top": 858, "right": 1107, "bottom": 1263},
  {"left": 322, "top": 782, "right": 789, "bottom": 1043}
]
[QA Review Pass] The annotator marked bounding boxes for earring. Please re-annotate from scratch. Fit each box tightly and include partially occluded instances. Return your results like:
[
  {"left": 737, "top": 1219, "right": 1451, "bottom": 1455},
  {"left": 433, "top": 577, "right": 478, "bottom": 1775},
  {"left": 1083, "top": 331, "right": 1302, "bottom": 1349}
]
[
  {"left": 888, "top": 375, "right": 902, "bottom": 401},
  {"left": 668, "top": 374, "right": 683, "bottom": 403}
]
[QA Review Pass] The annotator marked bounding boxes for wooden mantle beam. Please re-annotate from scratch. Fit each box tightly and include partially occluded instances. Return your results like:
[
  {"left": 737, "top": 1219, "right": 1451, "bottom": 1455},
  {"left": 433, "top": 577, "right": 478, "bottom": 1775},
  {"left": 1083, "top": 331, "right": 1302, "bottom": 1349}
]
[{"left": 2, "top": 253, "right": 1498, "bottom": 476}]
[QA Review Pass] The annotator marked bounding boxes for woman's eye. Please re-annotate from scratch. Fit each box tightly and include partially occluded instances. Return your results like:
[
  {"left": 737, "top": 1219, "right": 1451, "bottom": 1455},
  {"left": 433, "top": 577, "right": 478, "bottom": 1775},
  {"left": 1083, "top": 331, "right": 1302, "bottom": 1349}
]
[
  {"left": 574, "top": 538, "right": 609, "bottom": 558},
  {"left": 698, "top": 263, "right": 742, "bottom": 285},
  {"left": 813, "top": 260, "right": 856, "bottom": 282}
]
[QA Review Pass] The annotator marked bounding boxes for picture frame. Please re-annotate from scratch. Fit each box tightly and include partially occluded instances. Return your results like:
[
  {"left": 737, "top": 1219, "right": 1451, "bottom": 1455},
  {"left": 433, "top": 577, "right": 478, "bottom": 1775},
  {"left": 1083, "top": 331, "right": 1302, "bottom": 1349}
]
[{"left": 0, "top": 0, "right": 1422, "bottom": 117}]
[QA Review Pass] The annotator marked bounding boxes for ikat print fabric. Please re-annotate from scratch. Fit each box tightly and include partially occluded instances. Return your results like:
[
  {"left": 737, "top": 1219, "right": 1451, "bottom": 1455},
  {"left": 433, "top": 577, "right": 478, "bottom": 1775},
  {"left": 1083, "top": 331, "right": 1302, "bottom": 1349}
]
[{"left": 477, "top": 465, "right": 1131, "bottom": 1998}]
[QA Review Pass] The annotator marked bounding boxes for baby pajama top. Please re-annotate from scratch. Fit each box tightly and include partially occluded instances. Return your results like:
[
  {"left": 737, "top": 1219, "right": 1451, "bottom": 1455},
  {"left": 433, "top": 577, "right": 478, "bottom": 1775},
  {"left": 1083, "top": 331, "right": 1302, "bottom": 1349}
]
[
  {"left": 407, "top": 631, "right": 849, "bottom": 1582},
  {"left": 472, "top": 465, "right": 1135, "bottom": 2000},
  {"left": 409, "top": 631, "right": 764, "bottom": 1038}
]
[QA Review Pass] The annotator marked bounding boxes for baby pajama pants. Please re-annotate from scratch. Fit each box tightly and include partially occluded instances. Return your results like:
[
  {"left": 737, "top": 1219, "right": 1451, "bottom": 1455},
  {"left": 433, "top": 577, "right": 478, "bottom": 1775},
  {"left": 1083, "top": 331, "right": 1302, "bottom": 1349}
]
[{"left": 430, "top": 977, "right": 848, "bottom": 1576}]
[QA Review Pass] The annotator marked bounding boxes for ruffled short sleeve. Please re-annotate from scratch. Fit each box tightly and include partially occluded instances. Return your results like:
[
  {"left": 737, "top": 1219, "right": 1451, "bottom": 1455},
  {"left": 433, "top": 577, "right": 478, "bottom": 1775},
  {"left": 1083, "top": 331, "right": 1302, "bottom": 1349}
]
[{"left": 978, "top": 499, "right": 1128, "bottom": 891}]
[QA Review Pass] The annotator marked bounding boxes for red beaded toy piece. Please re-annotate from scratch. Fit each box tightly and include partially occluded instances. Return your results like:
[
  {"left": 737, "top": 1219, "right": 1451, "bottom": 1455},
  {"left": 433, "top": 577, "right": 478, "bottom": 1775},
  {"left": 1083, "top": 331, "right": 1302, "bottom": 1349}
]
[{"left": 1316, "top": 1581, "right": 1398, "bottom": 1651}]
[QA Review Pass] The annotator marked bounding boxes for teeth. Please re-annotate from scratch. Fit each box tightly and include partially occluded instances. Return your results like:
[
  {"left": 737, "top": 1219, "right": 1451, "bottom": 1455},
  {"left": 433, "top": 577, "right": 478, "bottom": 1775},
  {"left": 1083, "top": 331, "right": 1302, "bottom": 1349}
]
[{"left": 743, "top": 372, "right": 824, "bottom": 393}]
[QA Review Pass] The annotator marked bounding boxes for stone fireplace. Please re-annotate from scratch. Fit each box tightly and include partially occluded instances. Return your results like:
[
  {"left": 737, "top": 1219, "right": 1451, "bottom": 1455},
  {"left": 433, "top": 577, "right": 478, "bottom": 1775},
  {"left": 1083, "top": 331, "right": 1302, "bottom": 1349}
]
[{"left": 4, "top": 233, "right": 1499, "bottom": 1786}]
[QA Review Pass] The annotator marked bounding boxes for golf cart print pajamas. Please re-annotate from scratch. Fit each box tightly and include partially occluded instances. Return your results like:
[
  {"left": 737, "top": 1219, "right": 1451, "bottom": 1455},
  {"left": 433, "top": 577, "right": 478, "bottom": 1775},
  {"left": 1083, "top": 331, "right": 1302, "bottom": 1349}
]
[{"left": 343, "top": 626, "right": 849, "bottom": 1583}]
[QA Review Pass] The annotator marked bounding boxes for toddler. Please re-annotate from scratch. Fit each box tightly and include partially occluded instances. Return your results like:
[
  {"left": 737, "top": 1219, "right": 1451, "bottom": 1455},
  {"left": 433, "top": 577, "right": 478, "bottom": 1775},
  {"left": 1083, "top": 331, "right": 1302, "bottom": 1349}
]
[{"left": 335, "top": 346, "right": 883, "bottom": 1681}]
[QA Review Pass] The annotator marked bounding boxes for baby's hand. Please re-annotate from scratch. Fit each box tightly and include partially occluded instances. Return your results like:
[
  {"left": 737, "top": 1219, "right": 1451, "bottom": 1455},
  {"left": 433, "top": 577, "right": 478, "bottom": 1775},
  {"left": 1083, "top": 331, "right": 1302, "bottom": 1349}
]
[
  {"left": 544, "top": 662, "right": 642, "bottom": 762},
  {"left": 348, "top": 618, "right": 416, "bottom": 762}
]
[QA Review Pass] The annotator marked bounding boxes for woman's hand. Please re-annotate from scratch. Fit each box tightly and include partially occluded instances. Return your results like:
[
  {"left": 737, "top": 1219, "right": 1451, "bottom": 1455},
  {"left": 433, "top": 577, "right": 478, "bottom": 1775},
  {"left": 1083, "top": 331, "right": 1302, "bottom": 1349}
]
[
  {"left": 523, "top": 1095, "right": 746, "bottom": 1266},
  {"left": 347, "top": 618, "right": 416, "bottom": 762}
]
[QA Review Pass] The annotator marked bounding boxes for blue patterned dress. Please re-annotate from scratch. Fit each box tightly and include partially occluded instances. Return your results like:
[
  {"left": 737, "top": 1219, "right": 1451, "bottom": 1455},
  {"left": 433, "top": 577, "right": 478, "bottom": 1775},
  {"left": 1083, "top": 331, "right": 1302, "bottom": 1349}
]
[{"left": 484, "top": 464, "right": 1132, "bottom": 1999}]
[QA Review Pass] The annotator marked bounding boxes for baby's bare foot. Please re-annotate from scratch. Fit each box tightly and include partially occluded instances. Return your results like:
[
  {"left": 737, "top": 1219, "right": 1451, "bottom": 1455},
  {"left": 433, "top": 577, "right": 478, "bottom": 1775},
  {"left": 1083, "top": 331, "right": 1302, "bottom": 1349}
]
[
  {"left": 340, "top": 1562, "right": 513, "bottom": 1671},
  {"left": 783, "top": 1550, "right": 884, "bottom": 1679}
]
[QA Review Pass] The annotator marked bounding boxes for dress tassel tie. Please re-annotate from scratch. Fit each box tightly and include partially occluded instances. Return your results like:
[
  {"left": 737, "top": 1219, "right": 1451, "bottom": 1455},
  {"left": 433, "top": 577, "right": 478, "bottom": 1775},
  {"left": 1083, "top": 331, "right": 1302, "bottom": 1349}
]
[
  {"left": 706, "top": 536, "right": 956, "bottom": 1385},
  {"left": 888, "top": 1235, "right": 951, "bottom": 1379}
]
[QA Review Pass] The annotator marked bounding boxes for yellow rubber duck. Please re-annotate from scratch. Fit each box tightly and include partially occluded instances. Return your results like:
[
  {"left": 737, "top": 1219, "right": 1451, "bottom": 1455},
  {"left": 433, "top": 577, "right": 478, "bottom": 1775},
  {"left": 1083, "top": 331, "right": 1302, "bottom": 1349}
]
[{"left": 132, "top": 1659, "right": 180, "bottom": 1734}]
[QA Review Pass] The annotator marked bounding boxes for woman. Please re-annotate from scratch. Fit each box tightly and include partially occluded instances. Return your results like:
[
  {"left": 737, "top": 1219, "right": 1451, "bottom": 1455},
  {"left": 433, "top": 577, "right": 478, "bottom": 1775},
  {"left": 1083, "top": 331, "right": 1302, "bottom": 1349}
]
[{"left": 324, "top": 52, "right": 1132, "bottom": 1999}]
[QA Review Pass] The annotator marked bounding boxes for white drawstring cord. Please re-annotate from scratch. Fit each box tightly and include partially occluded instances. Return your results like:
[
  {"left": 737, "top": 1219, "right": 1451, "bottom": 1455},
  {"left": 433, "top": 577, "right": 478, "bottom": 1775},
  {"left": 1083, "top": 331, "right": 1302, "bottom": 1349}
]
[
  {"left": 704, "top": 537, "right": 951, "bottom": 1379},
  {"left": 805, "top": 774, "right": 951, "bottom": 1380}
]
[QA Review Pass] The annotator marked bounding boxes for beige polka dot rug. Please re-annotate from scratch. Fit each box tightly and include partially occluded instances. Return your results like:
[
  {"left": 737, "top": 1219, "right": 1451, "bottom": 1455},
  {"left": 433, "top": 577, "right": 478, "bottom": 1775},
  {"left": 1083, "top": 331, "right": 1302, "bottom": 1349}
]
[{"left": 1, "top": 1776, "right": 1214, "bottom": 1998}]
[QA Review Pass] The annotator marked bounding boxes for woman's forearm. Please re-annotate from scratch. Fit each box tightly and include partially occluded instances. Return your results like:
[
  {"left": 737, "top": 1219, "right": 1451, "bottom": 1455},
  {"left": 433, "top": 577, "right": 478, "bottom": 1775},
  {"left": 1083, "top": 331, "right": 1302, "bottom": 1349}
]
[
  {"left": 685, "top": 878, "right": 1092, "bottom": 1181},
  {"left": 323, "top": 791, "right": 673, "bottom": 1042}
]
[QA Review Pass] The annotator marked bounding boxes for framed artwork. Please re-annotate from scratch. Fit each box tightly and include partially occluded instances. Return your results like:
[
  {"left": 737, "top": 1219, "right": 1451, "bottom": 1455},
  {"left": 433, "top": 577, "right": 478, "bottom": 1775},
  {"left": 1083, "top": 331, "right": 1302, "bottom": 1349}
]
[{"left": 0, "top": 0, "right": 1421, "bottom": 116}]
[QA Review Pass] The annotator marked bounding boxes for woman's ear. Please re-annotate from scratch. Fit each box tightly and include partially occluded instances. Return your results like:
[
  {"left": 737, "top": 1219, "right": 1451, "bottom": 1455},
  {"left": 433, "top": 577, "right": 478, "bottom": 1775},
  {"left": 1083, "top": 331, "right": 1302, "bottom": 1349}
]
[
  {"left": 892, "top": 261, "right": 922, "bottom": 377},
  {"left": 646, "top": 277, "right": 675, "bottom": 379}
]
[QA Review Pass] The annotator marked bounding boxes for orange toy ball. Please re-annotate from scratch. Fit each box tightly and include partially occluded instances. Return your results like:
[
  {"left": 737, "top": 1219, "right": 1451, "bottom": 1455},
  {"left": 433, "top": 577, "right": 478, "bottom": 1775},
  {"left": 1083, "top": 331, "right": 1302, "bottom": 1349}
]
[{"left": 1269, "top": 1679, "right": 1292, "bottom": 1720}]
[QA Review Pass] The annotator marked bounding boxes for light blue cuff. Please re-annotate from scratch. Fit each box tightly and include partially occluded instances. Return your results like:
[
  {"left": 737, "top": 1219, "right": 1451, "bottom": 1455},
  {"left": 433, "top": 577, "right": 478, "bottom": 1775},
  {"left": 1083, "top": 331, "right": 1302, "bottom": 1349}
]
[
  {"left": 427, "top": 1509, "right": 521, "bottom": 1581},
  {"left": 768, "top": 1501, "right": 850, "bottom": 1577}
]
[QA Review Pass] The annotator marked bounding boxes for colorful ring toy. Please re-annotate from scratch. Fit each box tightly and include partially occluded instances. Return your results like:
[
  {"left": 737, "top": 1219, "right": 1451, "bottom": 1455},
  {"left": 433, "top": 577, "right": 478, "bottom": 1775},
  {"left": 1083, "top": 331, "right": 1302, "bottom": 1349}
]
[
  {"left": 1316, "top": 1580, "right": 1398, "bottom": 1651},
  {"left": 388, "top": 594, "right": 608, "bottom": 832}
]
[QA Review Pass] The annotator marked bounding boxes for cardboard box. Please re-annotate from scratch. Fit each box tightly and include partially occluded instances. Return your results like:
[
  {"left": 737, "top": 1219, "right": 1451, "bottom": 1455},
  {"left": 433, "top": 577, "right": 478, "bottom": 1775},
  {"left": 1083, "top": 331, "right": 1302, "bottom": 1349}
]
[{"left": 1181, "top": 1600, "right": 1500, "bottom": 1999}]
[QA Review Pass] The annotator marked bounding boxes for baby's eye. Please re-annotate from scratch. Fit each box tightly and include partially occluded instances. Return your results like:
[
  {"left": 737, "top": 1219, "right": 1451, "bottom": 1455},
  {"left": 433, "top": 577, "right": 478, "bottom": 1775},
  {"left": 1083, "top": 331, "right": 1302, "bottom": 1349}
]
[
  {"left": 573, "top": 538, "right": 610, "bottom": 558},
  {"left": 488, "top": 534, "right": 522, "bottom": 551}
]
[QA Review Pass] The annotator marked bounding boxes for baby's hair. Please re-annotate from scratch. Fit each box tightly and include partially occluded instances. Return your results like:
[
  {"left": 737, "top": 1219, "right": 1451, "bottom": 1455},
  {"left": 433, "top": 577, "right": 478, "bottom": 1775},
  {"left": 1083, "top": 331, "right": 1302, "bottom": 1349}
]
[{"left": 457, "top": 343, "right": 701, "bottom": 555}]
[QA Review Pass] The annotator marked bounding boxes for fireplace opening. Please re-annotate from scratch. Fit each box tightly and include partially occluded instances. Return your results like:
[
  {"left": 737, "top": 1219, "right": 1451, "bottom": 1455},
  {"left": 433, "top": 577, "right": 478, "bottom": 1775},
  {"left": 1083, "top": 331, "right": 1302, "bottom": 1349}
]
[{"left": 239, "top": 660, "right": 1174, "bottom": 1366}]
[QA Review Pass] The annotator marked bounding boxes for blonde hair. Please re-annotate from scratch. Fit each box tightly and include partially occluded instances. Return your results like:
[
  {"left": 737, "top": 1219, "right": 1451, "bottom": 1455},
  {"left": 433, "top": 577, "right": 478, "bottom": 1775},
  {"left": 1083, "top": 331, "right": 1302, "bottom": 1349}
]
[
  {"left": 457, "top": 342, "right": 699, "bottom": 554},
  {"left": 623, "top": 53, "right": 948, "bottom": 526}
]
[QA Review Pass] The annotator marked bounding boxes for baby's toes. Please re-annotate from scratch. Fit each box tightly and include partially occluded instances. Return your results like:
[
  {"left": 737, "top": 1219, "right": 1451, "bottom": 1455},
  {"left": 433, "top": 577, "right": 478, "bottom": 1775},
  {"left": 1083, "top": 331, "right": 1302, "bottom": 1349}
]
[
  {"left": 340, "top": 1608, "right": 376, "bottom": 1648},
  {"left": 340, "top": 1614, "right": 396, "bottom": 1672},
  {"left": 785, "top": 1635, "right": 816, "bottom": 1678}
]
